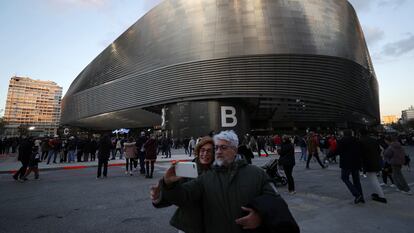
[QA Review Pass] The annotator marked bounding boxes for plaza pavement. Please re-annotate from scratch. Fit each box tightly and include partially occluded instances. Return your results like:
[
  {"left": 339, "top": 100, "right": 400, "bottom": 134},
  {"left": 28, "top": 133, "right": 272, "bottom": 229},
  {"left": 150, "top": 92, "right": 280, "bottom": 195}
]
[
  {"left": 1, "top": 147, "right": 413, "bottom": 233},
  {"left": 0, "top": 149, "right": 197, "bottom": 174}
]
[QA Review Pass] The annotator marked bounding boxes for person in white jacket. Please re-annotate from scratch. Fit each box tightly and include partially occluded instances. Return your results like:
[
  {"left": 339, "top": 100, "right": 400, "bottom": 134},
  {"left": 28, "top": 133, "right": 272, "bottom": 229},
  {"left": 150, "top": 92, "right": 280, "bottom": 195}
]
[{"left": 123, "top": 137, "right": 137, "bottom": 176}]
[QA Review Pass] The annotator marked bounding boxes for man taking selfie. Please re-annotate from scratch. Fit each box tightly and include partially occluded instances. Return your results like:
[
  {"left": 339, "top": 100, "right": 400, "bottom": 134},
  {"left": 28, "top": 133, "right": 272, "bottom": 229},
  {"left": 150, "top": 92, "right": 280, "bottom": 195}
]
[{"left": 157, "top": 130, "right": 299, "bottom": 233}]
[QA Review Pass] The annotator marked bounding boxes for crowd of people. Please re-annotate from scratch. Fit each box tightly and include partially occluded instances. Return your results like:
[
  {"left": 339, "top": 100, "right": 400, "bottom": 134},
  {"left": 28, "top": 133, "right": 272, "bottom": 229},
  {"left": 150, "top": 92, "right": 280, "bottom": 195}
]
[
  {"left": 148, "top": 129, "right": 412, "bottom": 232},
  {"left": 151, "top": 130, "right": 300, "bottom": 233},
  {"left": 5, "top": 127, "right": 413, "bottom": 232}
]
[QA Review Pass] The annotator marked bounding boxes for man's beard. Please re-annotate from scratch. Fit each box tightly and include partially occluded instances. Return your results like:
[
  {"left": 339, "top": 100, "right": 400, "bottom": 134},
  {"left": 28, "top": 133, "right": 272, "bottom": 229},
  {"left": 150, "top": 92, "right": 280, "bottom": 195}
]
[
  {"left": 213, "top": 159, "right": 224, "bottom": 167},
  {"left": 214, "top": 157, "right": 232, "bottom": 167}
]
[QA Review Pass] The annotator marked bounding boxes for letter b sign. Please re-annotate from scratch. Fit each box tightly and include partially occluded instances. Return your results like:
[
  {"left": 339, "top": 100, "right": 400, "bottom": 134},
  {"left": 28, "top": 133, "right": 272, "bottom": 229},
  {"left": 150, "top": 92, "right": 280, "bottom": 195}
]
[{"left": 221, "top": 106, "right": 237, "bottom": 127}]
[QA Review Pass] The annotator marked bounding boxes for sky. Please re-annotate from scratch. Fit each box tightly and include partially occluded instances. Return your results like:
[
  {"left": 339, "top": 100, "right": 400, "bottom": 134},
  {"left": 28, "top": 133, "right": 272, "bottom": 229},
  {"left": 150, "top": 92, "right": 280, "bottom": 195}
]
[{"left": 0, "top": 0, "right": 413, "bottom": 119}]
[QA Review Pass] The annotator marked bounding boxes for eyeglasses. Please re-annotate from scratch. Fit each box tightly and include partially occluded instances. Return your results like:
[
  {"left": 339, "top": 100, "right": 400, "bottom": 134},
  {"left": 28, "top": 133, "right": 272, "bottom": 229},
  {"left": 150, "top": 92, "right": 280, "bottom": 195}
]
[
  {"left": 214, "top": 145, "right": 232, "bottom": 151},
  {"left": 199, "top": 148, "right": 213, "bottom": 154}
]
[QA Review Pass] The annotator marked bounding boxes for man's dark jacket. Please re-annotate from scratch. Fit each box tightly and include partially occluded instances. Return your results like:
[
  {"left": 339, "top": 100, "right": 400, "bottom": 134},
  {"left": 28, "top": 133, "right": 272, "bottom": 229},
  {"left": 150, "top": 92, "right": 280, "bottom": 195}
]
[
  {"left": 162, "top": 158, "right": 299, "bottom": 233},
  {"left": 336, "top": 136, "right": 362, "bottom": 170},
  {"left": 98, "top": 137, "right": 112, "bottom": 160},
  {"left": 18, "top": 138, "right": 33, "bottom": 163}
]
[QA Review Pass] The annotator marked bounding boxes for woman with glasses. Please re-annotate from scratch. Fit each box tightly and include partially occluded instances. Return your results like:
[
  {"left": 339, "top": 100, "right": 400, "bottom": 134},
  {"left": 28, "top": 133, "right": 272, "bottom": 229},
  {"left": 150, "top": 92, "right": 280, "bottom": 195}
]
[{"left": 151, "top": 136, "right": 214, "bottom": 233}]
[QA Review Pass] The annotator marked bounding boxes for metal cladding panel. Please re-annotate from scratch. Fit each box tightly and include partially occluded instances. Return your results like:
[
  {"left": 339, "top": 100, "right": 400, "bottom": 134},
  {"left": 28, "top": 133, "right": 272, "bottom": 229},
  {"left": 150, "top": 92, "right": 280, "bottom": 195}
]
[
  {"left": 165, "top": 100, "right": 250, "bottom": 139},
  {"left": 61, "top": 0, "right": 379, "bottom": 128}
]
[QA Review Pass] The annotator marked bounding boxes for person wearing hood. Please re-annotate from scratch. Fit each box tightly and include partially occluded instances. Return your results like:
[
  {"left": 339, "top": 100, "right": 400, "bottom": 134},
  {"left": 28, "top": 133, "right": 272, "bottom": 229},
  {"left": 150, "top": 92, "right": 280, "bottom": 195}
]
[
  {"left": 384, "top": 135, "right": 412, "bottom": 195},
  {"left": 151, "top": 136, "right": 215, "bottom": 233},
  {"left": 159, "top": 130, "right": 299, "bottom": 233}
]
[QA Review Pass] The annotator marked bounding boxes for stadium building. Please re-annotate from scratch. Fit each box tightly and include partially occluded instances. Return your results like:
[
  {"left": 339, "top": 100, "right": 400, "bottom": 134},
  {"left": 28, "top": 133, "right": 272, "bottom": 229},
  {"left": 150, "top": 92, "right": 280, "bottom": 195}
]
[{"left": 61, "top": 0, "right": 380, "bottom": 138}]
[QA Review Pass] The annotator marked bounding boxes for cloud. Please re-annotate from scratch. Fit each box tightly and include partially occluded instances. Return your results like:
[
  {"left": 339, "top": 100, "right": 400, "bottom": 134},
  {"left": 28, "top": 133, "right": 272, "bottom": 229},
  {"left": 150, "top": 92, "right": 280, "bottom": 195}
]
[
  {"left": 363, "top": 26, "right": 385, "bottom": 46},
  {"left": 382, "top": 34, "right": 414, "bottom": 57},
  {"left": 378, "top": 0, "right": 407, "bottom": 8}
]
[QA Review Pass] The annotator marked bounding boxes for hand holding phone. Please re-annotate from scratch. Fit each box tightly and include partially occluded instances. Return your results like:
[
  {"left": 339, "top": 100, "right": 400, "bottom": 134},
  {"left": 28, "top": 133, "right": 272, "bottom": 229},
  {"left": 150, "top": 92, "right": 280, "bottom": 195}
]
[{"left": 175, "top": 162, "right": 198, "bottom": 178}]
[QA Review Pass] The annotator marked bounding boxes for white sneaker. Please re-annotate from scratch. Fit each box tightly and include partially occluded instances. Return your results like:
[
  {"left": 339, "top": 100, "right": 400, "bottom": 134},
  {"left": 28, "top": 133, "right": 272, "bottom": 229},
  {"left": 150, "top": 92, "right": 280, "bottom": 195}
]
[
  {"left": 379, "top": 183, "right": 386, "bottom": 186},
  {"left": 129, "top": 171, "right": 133, "bottom": 176},
  {"left": 390, "top": 184, "right": 396, "bottom": 188}
]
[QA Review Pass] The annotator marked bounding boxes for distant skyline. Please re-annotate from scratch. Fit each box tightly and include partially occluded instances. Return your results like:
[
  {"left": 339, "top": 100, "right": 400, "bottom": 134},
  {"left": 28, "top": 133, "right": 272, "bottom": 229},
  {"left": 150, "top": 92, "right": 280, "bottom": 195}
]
[{"left": 1, "top": 0, "right": 413, "bottom": 118}]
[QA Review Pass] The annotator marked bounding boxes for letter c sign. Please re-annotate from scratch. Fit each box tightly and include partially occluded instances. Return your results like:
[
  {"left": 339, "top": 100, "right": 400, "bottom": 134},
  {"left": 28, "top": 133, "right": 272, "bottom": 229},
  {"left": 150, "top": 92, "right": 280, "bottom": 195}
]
[{"left": 221, "top": 106, "right": 237, "bottom": 127}]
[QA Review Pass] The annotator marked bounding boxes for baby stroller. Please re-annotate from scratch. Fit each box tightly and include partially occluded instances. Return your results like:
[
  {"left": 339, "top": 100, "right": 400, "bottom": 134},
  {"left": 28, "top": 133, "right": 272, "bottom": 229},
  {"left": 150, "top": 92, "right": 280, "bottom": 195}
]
[{"left": 262, "top": 158, "right": 288, "bottom": 187}]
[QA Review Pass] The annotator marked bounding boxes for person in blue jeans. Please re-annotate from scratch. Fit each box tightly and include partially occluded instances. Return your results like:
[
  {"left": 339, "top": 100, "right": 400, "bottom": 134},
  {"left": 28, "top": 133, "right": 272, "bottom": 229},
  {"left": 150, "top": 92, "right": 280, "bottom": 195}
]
[
  {"left": 336, "top": 129, "right": 364, "bottom": 204},
  {"left": 298, "top": 136, "right": 307, "bottom": 161}
]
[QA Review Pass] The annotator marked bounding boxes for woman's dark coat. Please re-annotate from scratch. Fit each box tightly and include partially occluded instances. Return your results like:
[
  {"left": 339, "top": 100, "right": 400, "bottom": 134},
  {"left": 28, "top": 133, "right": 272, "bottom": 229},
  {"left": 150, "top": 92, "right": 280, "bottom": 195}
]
[
  {"left": 360, "top": 135, "right": 382, "bottom": 172},
  {"left": 144, "top": 138, "right": 157, "bottom": 160},
  {"left": 278, "top": 141, "right": 295, "bottom": 167}
]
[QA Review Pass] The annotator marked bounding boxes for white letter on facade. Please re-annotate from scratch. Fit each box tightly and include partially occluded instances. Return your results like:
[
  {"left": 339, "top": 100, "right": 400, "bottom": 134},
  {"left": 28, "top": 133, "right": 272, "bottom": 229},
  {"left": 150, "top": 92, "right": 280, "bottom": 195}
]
[{"left": 221, "top": 106, "right": 237, "bottom": 127}]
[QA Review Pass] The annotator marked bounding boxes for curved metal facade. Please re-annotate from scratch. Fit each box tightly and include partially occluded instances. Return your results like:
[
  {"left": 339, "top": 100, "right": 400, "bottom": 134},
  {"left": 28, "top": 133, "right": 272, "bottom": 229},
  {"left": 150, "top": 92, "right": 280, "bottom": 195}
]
[{"left": 61, "top": 0, "right": 380, "bottom": 132}]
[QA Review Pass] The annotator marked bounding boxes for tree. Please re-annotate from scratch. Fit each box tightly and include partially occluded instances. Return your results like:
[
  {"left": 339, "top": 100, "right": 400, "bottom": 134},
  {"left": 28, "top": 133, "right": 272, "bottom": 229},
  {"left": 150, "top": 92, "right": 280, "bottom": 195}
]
[{"left": 0, "top": 117, "right": 5, "bottom": 135}]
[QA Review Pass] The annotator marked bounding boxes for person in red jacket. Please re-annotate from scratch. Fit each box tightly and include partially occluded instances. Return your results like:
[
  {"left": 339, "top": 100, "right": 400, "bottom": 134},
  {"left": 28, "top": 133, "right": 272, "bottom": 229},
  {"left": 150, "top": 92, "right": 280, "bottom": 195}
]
[
  {"left": 327, "top": 135, "right": 338, "bottom": 163},
  {"left": 144, "top": 134, "right": 158, "bottom": 178}
]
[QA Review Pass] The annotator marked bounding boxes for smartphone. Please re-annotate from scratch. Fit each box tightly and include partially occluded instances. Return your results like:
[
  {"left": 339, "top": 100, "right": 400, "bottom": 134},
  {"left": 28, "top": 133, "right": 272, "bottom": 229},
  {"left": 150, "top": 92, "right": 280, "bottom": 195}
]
[{"left": 175, "top": 162, "right": 198, "bottom": 178}]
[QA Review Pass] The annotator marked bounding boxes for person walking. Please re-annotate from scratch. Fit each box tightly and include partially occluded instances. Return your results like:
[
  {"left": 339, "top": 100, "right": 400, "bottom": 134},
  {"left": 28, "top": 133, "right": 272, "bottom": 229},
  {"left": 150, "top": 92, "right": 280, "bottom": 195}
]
[
  {"left": 327, "top": 135, "right": 338, "bottom": 163},
  {"left": 306, "top": 132, "right": 326, "bottom": 169},
  {"left": 46, "top": 135, "right": 60, "bottom": 164},
  {"left": 336, "top": 129, "right": 364, "bottom": 204},
  {"left": 274, "top": 134, "right": 282, "bottom": 152},
  {"left": 22, "top": 146, "right": 40, "bottom": 180},
  {"left": 40, "top": 137, "right": 50, "bottom": 162},
  {"left": 67, "top": 136, "right": 77, "bottom": 163},
  {"left": 278, "top": 135, "right": 296, "bottom": 194},
  {"left": 188, "top": 137, "right": 195, "bottom": 157},
  {"left": 144, "top": 134, "right": 157, "bottom": 178},
  {"left": 123, "top": 137, "right": 137, "bottom": 176},
  {"left": 76, "top": 138, "right": 85, "bottom": 162},
  {"left": 257, "top": 136, "right": 270, "bottom": 157},
  {"left": 151, "top": 136, "right": 215, "bottom": 233},
  {"left": 360, "top": 129, "right": 387, "bottom": 203},
  {"left": 89, "top": 138, "right": 98, "bottom": 161},
  {"left": 136, "top": 132, "right": 148, "bottom": 175},
  {"left": 238, "top": 143, "right": 254, "bottom": 164},
  {"left": 298, "top": 135, "right": 307, "bottom": 161},
  {"left": 384, "top": 135, "right": 412, "bottom": 195},
  {"left": 249, "top": 136, "right": 258, "bottom": 154},
  {"left": 159, "top": 130, "right": 299, "bottom": 233},
  {"left": 115, "top": 138, "right": 123, "bottom": 159},
  {"left": 97, "top": 135, "right": 112, "bottom": 179},
  {"left": 13, "top": 136, "right": 33, "bottom": 181}
]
